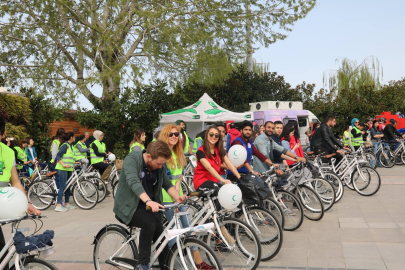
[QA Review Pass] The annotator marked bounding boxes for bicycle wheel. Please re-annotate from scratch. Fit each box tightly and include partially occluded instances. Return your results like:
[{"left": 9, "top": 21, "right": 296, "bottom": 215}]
[
  {"left": 378, "top": 149, "right": 395, "bottom": 168},
  {"left": 273, "top": 189, "right": 304, "bottom": 231},
  {"left": 181, "top": 181, "right": 190, "bottom": 195},
  {"left": 351, "top": 166, "right": 381, "bottom": 196},
  {"left": 343, "top": 174, "right": 355, "bottom": 190},
  {"left": 295, "top": 185, "right": 324, "bottom": 221},
  {"left": 260, "top": 198, "right": 285, "bottom": 230},
  {"left": 73, "top": 180, "right": 99, "bottom": 210},
  {"left": 364, "top": 151, "right": 377, "bottom": 169},
  {"left": 204, "top": 217, "right": 261, "bottom": 270},
  {"left": 311, "top": 178, "right": 336, "bottom": 212},
  {"left": 93, "top": 225, "right": 138, "bottom": 270},
  {"left": 401, "top": 151, "right": 405, "bottom": 165},
  {"left": 166, "top": 237, "right": 223, "bottom": 270},
  {"left": 11, "top": 257, "right": 58, "bottom": 270},
  {"left": 88, "top": 177, "right": 107, "bottom": 203},
  {"left": 395, "top": 150, "right": 404, "bottom": 165},
  {"left": 27, "top": 180, "right": 55, "bottom": 210},
  {"left": 242, "top": 206, "right": 283, "bottom": 261},
  {"left": 322, "top": 172, "right": 344, "bottom": 203}
]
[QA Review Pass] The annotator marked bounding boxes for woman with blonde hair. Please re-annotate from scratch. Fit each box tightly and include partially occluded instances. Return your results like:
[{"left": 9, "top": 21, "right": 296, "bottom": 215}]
[
  {"left": 158, "top": 124, "right": 214, "bottom": 269},
  {"left": 130, "top": 129, "right": 146, "bottom": 153}
]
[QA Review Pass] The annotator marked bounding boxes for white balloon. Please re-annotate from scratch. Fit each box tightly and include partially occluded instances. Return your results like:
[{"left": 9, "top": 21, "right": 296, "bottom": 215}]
[
  {"left": 228, "top": 145, "right": 247, "bottom": 167},
  {"left": 218, "top": 184, "right": 242, "bottom": 210},
  {"left": 108, "top": 154, "right": 116, "bottom": 162},
  {"left": 0, "top": 187, "right": 28, "bottom": 220}
]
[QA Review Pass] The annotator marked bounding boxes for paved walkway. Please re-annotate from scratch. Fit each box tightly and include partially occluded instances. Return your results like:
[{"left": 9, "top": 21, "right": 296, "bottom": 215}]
[{"left": 3, "top": 166, "right": 405, "bottom": 269}]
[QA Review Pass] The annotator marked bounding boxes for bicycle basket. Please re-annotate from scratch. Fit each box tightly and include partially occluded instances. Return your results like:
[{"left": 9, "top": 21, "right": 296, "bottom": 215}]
[{"left": 239, "top": 173, "right": 271, "bottom": 205}]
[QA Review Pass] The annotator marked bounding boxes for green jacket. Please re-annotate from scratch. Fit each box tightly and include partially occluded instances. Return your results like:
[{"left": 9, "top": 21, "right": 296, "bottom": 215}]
[{"left": 113, "top": 151, "right": 174, "bottom": 225}]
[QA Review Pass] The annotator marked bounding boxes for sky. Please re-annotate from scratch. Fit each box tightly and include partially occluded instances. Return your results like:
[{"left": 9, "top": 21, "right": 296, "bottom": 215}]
[{"left": 77, "top": 0, "right": 405, "bottom": 109}]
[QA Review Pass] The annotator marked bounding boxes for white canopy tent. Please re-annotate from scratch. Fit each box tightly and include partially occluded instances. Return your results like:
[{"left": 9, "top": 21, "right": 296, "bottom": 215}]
[{"left": 159, "top": 93, "right": 253, "bottom": 140}]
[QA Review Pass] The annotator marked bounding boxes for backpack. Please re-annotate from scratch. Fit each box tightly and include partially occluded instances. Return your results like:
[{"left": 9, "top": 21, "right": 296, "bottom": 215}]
[{"left": 238, "top": 173, "right": 271, "bottom": 205}]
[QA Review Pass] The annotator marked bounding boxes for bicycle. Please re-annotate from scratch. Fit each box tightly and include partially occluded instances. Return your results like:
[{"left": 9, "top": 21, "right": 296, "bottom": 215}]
[
  {"left": 93, "top": 202, "right": 222, "bottom": 270},
  {"left": 374, "top": 141, "right": 395, "bottom": 168},
  {"left": 181, "top": 155, "right": 197, "bottom": 194},
  {"left": 0, "top": 214, "right": 57, "bottom": 270},
  {"left": 388, "top": 138, "right": 405, "bottom": 165},
  {"left": 27, "top": 164, "right": 99, "bottom": 210}
]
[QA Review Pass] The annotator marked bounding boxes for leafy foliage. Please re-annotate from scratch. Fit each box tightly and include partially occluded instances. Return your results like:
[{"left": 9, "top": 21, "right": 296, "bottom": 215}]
[
  {"left": 0, "top": 94, "right": 31, "bottom": 125},
  {"left": 5, "top": 123, "right": 29, "bottom": 142},
  {"left": 0, "top": 0, "right": 316, "bottom": 106},
  {"left": 76, "top": 80, "right": 175, "bottom": 151},
  {"left": 20, "top": 88, "right": 64, "bottom": 160}
]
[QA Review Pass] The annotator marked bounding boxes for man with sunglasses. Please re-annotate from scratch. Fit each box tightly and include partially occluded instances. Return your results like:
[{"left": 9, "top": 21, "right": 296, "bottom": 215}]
[
  {"left": 114, "top": 140, "right": 186, "bottom": 270},
  {"left": 226, "top": 121, "right": 274, "bottom": 180}
]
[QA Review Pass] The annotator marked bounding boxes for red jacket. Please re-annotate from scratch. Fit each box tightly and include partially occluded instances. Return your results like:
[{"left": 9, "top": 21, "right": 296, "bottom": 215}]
[
  {"left": 282, "top": 135, "right": 304, "bottom": 166},
  {"left": 193, "top": 146, "right": 222, "bottom": 190}
]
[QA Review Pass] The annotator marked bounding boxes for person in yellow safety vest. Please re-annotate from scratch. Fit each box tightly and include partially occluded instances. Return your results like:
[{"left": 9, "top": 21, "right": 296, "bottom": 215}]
[
  {"left": 54, "top": 132, "right": 77, "bottom": 212},
  {"left": 130, "top": 129, "right": 146, "bottom": 153},
  {"left": 158, "top": 124, "right": 214, "bottom": 269},
  {"left": 342, "top": 125, "right": 351, "bottom": 148},
  {"left": 89, "top": 130, "right": 111, "bottom": 176},
  {"left": 0, "top": 118, "right": 41, "bottom": 269},
  {"left": 13, "top": 138, "right": 32, "bottom": 177},
  {"left": 192, "top": 130, "right": 206, "bottom": 154},
  {"left": 175, "top": 120, "right": 193, "bottom": 155},
  {"left": 74, "top": 134, "right": 90, "bottom": 173},
  {"left": 151, "top": 131, "right": 161, "bottom": 142},
  {"left": 351, "top": 120, "right": 365, "bottom": 151}
]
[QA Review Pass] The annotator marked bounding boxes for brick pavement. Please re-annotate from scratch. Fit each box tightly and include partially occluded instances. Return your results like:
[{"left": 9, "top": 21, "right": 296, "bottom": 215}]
[{"left": 2, "top": 166, "right": 405, "bottom": 269}]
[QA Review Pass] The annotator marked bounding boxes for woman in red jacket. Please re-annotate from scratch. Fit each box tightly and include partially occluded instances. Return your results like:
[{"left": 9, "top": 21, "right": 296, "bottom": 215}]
[
  {"left": 193, "top": 126, "right": 241, "bottom": 191},
  {"left": 281, "top": 123, "right": 304, "bottom": 166}
]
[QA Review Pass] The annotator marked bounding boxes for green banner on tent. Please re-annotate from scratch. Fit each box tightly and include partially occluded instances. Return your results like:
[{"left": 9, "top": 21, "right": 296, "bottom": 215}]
[{"left": 161, "top": 108, "right": 197, "bottom": 115}]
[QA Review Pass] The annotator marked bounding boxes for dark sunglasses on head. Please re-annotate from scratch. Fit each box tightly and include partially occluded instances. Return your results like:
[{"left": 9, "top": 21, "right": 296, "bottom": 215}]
[
  {"left": 209, "top": 132, "right": 220, "bottom": 138},
  {"left": 169, "top": 132, "right": 180, "bottom": 137}
]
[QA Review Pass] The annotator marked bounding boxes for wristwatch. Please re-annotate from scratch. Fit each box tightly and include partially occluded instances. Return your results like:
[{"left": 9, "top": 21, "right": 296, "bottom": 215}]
[{"left": 145, "top": 199, "right": 152, "bottom": 204}]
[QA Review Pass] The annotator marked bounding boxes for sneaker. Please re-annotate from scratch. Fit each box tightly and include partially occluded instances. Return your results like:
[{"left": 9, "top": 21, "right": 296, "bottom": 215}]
[
  {"left": 55, "top": 205, "right": 68, "bottom": 212},
  {"left": 65, "top": 204, "right": 76, "bottom": 210},
  {"left": 135, "top": 265, "right": 150, "bottom": 270},
  {"left": 196, "top": 261, "right": 215, "bottom": 270}
]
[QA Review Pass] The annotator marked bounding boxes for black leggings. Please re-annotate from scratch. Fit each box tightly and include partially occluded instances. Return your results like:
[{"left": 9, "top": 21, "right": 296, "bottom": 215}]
[
  {"left": 0, "top": 226, "right": 9, "bottom": 270},
  {"left": 197, "top": 180, "right": 222, "bottom": 211},
  {"left": 92, "top": 162, "right": 110, "bottom": 176}
]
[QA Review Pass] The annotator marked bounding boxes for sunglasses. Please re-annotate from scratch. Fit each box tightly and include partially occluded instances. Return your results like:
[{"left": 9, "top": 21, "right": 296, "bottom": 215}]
[
  {"left": 355, "top": 121, "right": 359, "bottom": 124},
  {"left": 169, "top": 132, "right": 180, "bottom": 137},
  {"left": 209, "top": 132, "right": 220, "bottom": 138}
]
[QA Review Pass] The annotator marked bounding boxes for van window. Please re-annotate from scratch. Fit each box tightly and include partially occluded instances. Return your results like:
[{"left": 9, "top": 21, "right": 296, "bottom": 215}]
[{"left": 298, "top": 117, "right": 307, "bottom": 127}]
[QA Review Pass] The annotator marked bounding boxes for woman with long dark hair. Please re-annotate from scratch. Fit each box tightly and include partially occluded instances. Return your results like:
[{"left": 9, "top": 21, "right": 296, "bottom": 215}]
[
  {"left": 193, "top": 126, "right": 240, "bottom": 191},
  {"left": 130, "top": 129, "right": 146, "bottom": 152},
  {"left": 281, "top": 123, "right": 304, "bottom": 166}
]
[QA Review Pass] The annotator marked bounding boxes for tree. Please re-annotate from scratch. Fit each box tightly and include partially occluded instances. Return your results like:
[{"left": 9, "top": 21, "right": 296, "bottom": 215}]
[
  {"left": 20, "top": 88, "right": 64, "bottom": 160},
  {"left": 0, "top": 0, "right": 316, "bottom": 107},
  {"left": 323, "top": 56, "right": 383, "bottom": 95},
  {"left": 76, "top": 80, "right": 175, "bottom": 154}
]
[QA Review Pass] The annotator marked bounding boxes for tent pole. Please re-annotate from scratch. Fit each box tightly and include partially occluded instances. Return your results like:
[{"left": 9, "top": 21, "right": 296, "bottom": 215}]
[{"left": 202, "top": 121, "right": 204, "bottom": 131}]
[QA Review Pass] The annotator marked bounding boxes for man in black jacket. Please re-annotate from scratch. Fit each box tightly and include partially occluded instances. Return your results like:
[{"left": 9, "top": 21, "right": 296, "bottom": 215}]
[
  {"left": 312, "top": 116, "right": 349, "bottom": 164},
  {"left": 383, "top": 119, "right": 405, "bottom": 151}
]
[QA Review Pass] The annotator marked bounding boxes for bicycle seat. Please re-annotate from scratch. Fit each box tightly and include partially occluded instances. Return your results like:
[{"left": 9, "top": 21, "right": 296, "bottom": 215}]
[{"left": 45, "top": 171, "right": 57, "bottom": 177}]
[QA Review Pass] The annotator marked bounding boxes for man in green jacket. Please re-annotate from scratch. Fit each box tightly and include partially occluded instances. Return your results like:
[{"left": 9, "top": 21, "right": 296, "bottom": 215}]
[{"left": 113, "top": 140, "right": 185, "bottom": 270}]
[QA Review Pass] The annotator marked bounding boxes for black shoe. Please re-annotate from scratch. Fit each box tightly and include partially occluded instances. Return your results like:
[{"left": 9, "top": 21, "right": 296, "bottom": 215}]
[{"left": 215, "top": 242, "right": 231, "bottom": 252}]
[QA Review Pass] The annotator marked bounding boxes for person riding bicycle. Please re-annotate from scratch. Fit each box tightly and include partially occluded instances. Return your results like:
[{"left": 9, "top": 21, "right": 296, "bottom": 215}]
[
  {"left": 54, "top": 132, "right": 77, "bottom": 212},
  {"left": 159, "top": 124, "right": 214, "bottom": 270},
  {"left": 311, "top": 116, "right": 350, "bottom": 164},
  {"left": 383, "top": 119, "right": 405, "bottom": 151},
  {"left": 226, "top": 121, "right": 274, "bottom": 181},
  {"left": 253, "top": 121, "right": 303, "bottom": 173},
  {"left": 89, "top": 130, "right": 112, "bottom": 176},
  {"left": 0, "top": 118, "right": 41, "bottom": 270},
  {"left": 113, "top": 140, "right": 186, "bottom": 270}
]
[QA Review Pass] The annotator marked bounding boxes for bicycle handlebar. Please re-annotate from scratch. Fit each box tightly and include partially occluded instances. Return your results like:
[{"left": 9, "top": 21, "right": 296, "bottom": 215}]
[{"left": 0, "top": 214, "right": 47, "bottom": 224}]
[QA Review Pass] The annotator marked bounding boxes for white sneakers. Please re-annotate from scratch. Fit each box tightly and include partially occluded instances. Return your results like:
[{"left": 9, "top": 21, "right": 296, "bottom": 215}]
[{"left": 55, "top": 204, "right": 76, "bottom": 211}]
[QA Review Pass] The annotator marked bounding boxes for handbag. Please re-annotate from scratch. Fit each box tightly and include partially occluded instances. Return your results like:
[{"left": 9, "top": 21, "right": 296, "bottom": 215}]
[{"left": 238, "top": 173, "right": 271, "bottom": 205}]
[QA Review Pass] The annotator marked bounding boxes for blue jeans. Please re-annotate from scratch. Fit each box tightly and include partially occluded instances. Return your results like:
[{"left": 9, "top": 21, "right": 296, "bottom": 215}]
[
  {"left": 385, "top": 140, "right": 401, "bottom": 152},
  {"left": 163, "top": 203, "right": 197, "bottom": 251},
  {"left": 372, "top": 142, "right": 382, "bottom": 167},
  {"left": 56, "top": 170, "right": 72, "bottom": 204},
  {"left": 220, "top": 175, "right": 227, "bottom": 179}
]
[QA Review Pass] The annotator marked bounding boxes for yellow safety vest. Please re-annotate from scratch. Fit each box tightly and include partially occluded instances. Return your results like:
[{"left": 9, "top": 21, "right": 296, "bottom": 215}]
[
  {"left": 14, "top": 146, "right": 27, "bottom": 170},
  {"left": 0, "top": 142, "right": 15, "bottom": 188},
  {"left": 50, "top": 139, "right": 61, "bottom": 163},
  {"left": 89, "top": 140, "right": 106, "bottom": 164},
  {"left": 343, "top": 131, "right": 350, "bottom": 146},
  {"left": 162, "top": 151, "right": 183, "bottom": 202},
  {"left": 55, "top": 143, "right": 75, "bottom": 172},
  {"left": 351, "top": 127, "right": 364, "bottom": 146},
  {"left": 183, "top": 131, "right": 190, "bottom": 154},
  {"left": 130, "top": 142, "right": 145, "bottom": 153}
]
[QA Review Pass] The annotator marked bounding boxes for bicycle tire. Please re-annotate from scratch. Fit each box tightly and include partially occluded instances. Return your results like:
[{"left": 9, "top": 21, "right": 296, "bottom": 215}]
[
  {"left": 166, "top": 237, "right": 223, "bottom": 270},
  {"left": 351, "top": 166, "right": 381, "bottom": 196},
  {"left": 93, "top": 225, "right": 138, "bottom": 270},
  {"left": 204, "top": 217, "right": 261, "bottom": 270},
  {"left": 73, "top": 180, "right": 99, "bottom": 210},
  {"left": 322, "top": 172, "right": 344, "bottom": 203},
  {"left": 378, "top": 148, "right": 395, "bottom": 168},
  {"left": 181, "top": 181, "right": 190, "bottom": 196},
  {"left": 259, "top": 198, "right": 285, "bottom": 230},
  {"left": 10, "top": 257, "right": 58, "bottom": 270},
  {"left": 243, "top": 206, "right": 283, "bottom": 261},
  {"left": 295, "top": 185, "right": 324, "bottom": 221},
  {"left": 87, "top": 178, "right": 107, "bottom": 203},
  {"left": 273, "top": 189, "right": 304, "bottom": 231},
  {"left": 402, "top": 150, "right": 405, "bottom": 165},
  {"left": 27, "top": 180, "right": 55, "bottom": 210},
  {"left": 395, "top": 150, "right": 404, "bottom": 165},
  {"left": 364, "top": 150, "right": 377, "bottom": 169},
  {"left": 311, "top": 178, "right": 336, "bottom": 212}
]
